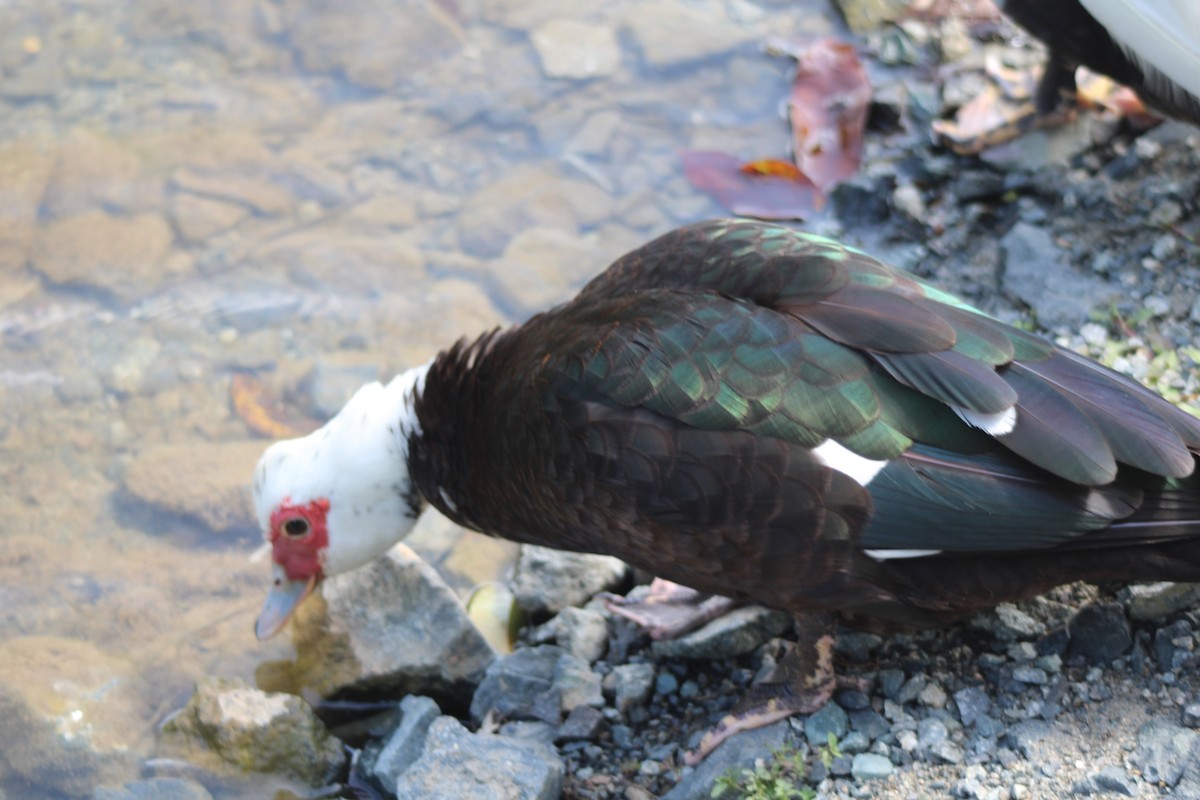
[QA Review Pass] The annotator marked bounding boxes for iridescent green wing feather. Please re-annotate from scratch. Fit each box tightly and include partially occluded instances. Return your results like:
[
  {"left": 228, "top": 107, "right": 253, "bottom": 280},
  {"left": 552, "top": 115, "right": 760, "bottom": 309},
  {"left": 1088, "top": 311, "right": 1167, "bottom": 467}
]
[{"left": 570, "top": 219, "right": 1200, "bottom": 486}]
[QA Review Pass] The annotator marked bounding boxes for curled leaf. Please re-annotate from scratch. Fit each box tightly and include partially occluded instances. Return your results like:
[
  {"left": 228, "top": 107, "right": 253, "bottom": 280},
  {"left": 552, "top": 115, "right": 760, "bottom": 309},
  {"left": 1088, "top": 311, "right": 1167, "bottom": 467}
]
[
  {"left": 932, "top": 83, "right": 1040, "bottom": 154},
  {"left": 230, "top": 373, "right": 317, "bottom": 439}
]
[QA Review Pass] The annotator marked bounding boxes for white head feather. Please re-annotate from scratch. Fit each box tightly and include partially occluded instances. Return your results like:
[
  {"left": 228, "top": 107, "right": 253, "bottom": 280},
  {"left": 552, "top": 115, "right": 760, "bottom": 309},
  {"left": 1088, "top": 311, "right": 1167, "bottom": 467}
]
[{"left": 253, "top": 363, "right": 430, "bottom": 578}]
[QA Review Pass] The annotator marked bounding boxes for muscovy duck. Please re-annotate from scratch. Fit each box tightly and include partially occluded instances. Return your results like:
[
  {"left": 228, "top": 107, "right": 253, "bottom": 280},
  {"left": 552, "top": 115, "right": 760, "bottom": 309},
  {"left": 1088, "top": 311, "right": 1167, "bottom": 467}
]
[
  {"left": 999, "top": 0, "right": 1200, "bottom": 123},
  {"left": 253, "top": 219, "right": 1200, "bottom": 761}
]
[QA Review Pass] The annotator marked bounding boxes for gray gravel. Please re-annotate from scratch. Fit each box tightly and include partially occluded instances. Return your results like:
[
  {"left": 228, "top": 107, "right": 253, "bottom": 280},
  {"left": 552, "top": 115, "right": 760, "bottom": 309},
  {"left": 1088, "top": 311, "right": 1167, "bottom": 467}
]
[{"left": 319, "top": 7, "right": 1200, "bottom": 799}]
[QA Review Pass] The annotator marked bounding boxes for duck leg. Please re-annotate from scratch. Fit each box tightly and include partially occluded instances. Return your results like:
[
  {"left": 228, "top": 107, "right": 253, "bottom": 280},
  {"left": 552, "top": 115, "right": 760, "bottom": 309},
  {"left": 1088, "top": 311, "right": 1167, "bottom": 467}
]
[
  {"left": 1036, "top": 52, "right": 1079, "bottom": 115},
  {"left": 603, "top": 578, "right": 740, "bottom": 640},
  {"left": 685, "top": 611, "right": 837, "bottom": 765}
]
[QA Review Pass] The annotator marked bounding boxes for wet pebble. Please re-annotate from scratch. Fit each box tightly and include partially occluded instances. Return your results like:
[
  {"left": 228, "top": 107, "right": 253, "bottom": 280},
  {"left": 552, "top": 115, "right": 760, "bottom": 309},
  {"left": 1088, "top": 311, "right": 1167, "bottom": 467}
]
[
  {"left": 955, "top": 686, "right": 992, "bottom": 728},
  {"left": 556, "top": 705, "right": 606, "bottom": 743},
  {"left": 555, "top": 652, "right": 604, "bottom": 712},
  {"left": 510, "top": 545, "right": 628, "bottom": 616},
  {"left": 1067, "top": 603, "right": 1132, "bottom": 664},
  {"left": 1011, "top": 666, "right": 1049, "bottom": 685},
  {"left": 834, "top": 631, "right": 883, "bottom": 662},
  {"left": 878, "top": 668, "right": 905, "bottom": 701},
  {"left": 1070, "top": 765, "right": 1136, "bottom": 797},
  {"left": 608, "top": 663, "right": 656, "bottom": 714},
  {"left": 368, "top": 695, "right": 441, "bottom": 786},
  {"left": 804, "top": 702, "right": 848, "bottom": 747},
  {"left": 849, "top": 708, "right": 890, "bottom": 740},
  {"left": 394, "top": 716, "right": 563, "bottom": 800},
  {"left": 1004, "top": 720, "right": 1054, "bottom": 759},
  {"left": 1131, "top": 718, "right": 1197, "bottom": 787},
  {"left": 551, "top": 606, "right": 609, "bottom": 663}
]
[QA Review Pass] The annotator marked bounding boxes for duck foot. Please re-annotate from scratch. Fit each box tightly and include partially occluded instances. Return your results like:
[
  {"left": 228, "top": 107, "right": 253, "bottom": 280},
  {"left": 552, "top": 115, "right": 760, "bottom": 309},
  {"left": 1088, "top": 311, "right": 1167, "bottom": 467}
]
[
  {"left": 603, "top": 578, "right": 739, "bottom": 640},
  {"left": 684, "top": 611, "right": 837, "bottom": 765}
]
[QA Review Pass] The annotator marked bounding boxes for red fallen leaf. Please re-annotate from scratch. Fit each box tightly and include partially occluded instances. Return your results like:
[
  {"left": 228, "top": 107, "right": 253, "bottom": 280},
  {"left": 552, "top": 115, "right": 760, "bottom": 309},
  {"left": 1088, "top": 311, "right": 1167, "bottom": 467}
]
[
  {"left": 682, "top": 150, "right": 820, "bottom": 220},
  {"left": 739, "top": 158, "right": 806, "bottom": 180},
  {"left": 786, "top": 38, "right": 871, "bottom": 193}
]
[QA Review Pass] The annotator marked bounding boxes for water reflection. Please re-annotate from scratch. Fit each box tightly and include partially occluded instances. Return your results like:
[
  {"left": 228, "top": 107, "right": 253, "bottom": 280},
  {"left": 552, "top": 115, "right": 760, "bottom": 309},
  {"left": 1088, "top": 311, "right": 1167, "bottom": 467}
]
[{"left": 0, "top": 0, "right": 837, "bottom": 795}]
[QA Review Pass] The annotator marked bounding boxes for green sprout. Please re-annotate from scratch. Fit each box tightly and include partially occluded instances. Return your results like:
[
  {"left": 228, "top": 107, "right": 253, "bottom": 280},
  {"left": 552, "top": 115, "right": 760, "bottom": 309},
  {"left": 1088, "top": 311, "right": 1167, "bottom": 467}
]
[{"left": 711, "top": 744, "right": 816, "bottom": 800}]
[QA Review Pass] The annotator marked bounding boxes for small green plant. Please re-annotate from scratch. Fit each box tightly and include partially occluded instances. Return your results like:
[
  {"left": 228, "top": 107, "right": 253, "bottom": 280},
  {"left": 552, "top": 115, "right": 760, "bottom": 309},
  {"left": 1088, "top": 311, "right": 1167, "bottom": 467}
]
[
  {"left": 817, "top": 732, "right": 842, "bottom": 769},
  {"left": 711, "top": 744, "right": 815, "bottom": 800}
]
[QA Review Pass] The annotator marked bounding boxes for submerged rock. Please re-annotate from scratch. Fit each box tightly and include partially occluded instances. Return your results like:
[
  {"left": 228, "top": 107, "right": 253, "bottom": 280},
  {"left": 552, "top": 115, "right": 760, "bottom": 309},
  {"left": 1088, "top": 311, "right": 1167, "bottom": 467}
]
[
  {"left": 530, "top": 19, "right": 620, "bottom": 80},
  {"left": 122, "top": 441, "right": 263, "bottom": 532},
  {"left": 92, "top": 777, "right": 214, "bottom": 800},
  {"left": 31, "top": 210, "right": 178, "bottom": 303},
  {"left": 160, "top": 677, "right": 343, "bottom": 786},
  {"left": 0, "top": 684, "right": 135, "bottom": 798}
]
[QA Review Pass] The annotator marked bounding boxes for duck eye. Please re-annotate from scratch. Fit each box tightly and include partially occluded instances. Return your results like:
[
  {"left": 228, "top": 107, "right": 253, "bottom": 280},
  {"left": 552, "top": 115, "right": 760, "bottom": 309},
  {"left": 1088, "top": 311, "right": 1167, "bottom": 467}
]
[{"left": 284, "top": 518, "right": 309, "bottom": 538}]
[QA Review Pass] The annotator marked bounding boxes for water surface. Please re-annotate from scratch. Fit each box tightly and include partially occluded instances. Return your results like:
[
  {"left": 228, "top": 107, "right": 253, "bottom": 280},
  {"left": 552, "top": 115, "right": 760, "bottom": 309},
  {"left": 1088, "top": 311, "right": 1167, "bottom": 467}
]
[{"left": 0, "top": 0, "right": 840, "bottom": 795}]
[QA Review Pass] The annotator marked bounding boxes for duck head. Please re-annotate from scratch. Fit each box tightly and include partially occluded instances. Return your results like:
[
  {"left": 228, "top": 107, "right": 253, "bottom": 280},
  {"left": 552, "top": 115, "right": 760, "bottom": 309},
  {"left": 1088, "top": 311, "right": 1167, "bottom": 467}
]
[{"left": 251, "top": 366, "right": 429, "bottom": 639}]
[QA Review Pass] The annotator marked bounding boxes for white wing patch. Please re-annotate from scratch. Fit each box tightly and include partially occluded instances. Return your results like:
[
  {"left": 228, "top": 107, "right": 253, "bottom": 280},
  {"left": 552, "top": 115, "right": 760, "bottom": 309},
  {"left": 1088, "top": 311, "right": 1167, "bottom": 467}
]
[
  {"left": 954, "top": 405, "right": 1017, "bottom": 436},
  {"left": 863, "top": 548, "right": 943, "bottom": 561},
  {"left": 812, "top": 440, "right": 887, "bottom": 486}
]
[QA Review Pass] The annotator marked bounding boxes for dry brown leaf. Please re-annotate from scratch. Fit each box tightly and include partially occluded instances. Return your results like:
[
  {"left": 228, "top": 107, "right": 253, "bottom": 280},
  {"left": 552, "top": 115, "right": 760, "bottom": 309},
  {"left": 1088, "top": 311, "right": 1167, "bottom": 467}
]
[
  {"left": 230, "top": 373, "right": 318, "bottom": 439},
  {"left": 787, "top": 38, "right": 872, "bottom": 192}
]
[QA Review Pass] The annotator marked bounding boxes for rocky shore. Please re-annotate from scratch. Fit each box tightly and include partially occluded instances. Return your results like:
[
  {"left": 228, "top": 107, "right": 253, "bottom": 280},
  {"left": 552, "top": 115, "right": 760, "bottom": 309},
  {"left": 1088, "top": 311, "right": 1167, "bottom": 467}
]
[{"left": 3, "top": 0, "right": 1200, "bottom": 798}]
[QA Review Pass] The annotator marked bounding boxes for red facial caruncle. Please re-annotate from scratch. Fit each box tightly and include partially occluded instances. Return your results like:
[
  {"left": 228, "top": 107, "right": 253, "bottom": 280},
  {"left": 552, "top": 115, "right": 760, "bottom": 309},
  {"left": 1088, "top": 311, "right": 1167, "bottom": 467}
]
[{"left": 269, "top": 497, "right": 331, "bottom": 581}]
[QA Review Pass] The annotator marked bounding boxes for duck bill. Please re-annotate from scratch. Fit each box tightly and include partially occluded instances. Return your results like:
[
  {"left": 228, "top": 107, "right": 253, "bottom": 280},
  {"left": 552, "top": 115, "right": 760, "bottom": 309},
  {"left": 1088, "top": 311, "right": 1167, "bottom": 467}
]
[{"left": 255, "top": 565, "right": 316, "bottom": 640}]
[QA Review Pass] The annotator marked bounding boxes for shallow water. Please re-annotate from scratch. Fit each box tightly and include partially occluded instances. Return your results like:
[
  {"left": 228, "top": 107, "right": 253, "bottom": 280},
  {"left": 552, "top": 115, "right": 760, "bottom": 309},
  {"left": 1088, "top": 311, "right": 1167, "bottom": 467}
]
[{"left": 0, "top": 0, "right": 846, "bottom": 796}]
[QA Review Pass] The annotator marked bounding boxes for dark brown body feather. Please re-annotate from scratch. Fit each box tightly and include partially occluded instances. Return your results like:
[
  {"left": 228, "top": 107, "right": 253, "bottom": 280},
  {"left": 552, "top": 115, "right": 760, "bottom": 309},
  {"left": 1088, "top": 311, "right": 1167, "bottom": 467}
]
[{"left": 407, "top": 220, "right": 1200, "bottom": 627}]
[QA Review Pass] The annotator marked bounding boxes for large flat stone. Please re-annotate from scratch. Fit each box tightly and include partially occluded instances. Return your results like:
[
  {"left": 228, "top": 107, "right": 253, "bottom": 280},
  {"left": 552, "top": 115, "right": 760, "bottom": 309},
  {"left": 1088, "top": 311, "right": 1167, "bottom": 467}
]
[{"left": 290, "top": 545, "right": 497, "bottom": 702}]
